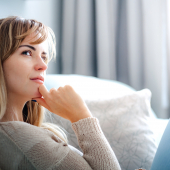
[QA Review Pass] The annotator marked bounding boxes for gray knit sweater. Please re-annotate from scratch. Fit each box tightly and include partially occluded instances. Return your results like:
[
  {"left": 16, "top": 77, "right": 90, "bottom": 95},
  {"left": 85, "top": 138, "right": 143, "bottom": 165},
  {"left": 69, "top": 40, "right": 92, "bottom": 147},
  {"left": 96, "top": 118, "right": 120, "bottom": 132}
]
[{"left": 0, "top": 117, "right": 121, "bottom": 170}]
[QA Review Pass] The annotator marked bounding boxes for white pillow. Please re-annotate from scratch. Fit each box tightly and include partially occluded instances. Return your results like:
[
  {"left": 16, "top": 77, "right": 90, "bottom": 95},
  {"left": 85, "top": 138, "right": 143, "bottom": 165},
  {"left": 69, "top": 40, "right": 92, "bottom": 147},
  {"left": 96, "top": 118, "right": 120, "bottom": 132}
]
[
  {"left": 85, "top": 89, "right": 157, "bottom": 170},
  {"left": 45, "top": 88, "right": 157, "bottom": 170}
]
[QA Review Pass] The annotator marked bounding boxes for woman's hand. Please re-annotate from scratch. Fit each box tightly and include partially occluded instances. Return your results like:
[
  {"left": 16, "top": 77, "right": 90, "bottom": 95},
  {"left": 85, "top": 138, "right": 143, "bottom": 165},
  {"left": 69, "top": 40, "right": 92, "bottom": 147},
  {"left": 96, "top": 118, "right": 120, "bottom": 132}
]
[{"left": 32, "top": 84, "right": 93, "bottom": 123}]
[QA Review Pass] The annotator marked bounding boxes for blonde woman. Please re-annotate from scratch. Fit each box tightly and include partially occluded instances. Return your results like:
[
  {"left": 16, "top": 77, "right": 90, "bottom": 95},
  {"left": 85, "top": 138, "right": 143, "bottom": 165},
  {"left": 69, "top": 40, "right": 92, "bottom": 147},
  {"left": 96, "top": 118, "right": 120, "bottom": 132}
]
[{"left": 0, "top": 16, "right": 121, "bottom": 170}]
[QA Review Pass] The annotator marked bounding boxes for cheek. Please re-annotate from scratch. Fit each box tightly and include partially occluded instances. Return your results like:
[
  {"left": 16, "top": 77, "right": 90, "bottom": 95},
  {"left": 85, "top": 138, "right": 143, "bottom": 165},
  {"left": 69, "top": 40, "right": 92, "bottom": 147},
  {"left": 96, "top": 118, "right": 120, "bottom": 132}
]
[
  {"left": 4, "top": 64, "right": 42, "bottom": 98},
  {"left": 3, "top": 56, "right": 42, "bottom": 98},
  {"left": 3, "top": 62, "right": 30, "bottom": 91}
]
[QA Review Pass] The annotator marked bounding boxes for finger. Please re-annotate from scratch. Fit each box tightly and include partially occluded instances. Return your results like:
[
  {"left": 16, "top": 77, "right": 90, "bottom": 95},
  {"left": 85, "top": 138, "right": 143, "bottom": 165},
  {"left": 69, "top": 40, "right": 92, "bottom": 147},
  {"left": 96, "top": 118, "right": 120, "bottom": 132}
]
[
  {"left": 38, "top": 84, "right": 49, "bottom": 98},
  {"left": 33, "top": 97, "right": 51, "bottom": 111}
]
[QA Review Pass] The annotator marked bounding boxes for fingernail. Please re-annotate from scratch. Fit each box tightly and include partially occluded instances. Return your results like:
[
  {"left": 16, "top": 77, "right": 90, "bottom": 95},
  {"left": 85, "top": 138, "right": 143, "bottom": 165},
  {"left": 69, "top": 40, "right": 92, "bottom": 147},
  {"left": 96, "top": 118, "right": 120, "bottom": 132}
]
[{"left": 32, "top": 100, "right": 37, "bottom": 102}]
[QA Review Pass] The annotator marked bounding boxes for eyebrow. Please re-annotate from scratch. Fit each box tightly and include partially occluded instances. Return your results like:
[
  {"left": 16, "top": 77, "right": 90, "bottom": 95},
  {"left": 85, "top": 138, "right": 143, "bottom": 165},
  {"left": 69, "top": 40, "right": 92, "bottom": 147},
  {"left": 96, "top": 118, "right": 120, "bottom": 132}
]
[{"left": 19, "top": 45, "right": 47, "bottom": 55}]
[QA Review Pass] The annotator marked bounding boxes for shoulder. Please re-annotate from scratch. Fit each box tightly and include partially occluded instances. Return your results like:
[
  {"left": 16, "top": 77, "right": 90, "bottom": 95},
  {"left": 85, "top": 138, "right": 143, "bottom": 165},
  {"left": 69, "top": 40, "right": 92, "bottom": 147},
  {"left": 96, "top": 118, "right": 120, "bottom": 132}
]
[
  {"left": 0, "top": 121, "right": 66, "bottom": 147},
  {"left": 0, "top": 121, "right": 68, "bottom": 162},
  {"left": 0, "top": 121, "right": 70, "bottom": 169},
  {"left": 0, "top": 121, "right": 56, "bottom": 142}
]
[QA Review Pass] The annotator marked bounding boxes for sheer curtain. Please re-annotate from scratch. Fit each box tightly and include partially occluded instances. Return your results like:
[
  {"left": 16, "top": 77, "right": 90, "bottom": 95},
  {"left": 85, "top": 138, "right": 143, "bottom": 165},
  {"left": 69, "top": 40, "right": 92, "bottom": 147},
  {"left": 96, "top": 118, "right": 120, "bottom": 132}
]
[{"left": 58, "top": 0, "right": 169, "bottom": 118}]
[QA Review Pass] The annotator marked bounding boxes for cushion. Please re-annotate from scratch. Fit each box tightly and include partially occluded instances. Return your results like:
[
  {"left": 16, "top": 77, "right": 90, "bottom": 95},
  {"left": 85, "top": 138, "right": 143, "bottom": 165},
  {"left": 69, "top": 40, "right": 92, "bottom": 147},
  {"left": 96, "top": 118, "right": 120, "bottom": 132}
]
[
  {"left": 44, "top": 78, "right": 157, "bottom": 170},
  {"left": 84, "top": 89, "right": 157, "bottom": 170},
  {"left": 44, "top": 74, "right": 136, "bottom": 99}
]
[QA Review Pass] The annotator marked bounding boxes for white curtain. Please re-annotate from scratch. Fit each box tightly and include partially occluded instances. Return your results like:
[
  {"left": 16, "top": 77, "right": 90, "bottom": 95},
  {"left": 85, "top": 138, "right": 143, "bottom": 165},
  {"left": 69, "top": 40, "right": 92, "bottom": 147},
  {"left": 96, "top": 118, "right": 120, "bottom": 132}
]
[{"left": 59, "top": 0, "right": 169, "bottom": 118}]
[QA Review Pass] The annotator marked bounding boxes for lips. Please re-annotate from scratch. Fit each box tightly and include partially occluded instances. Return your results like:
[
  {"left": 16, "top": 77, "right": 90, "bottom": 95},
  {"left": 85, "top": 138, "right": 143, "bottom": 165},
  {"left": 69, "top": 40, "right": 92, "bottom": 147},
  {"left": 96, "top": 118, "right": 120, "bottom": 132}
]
[{"left": 30, "top": 76, "right": 44, "bottom": 84}]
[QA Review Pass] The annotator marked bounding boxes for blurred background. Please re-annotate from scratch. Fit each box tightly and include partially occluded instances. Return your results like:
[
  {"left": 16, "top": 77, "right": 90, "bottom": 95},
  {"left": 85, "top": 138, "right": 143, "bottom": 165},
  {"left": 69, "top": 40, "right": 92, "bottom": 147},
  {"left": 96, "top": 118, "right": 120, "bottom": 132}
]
[{"left": 0, "top": 0, "right": 170, "bottom": 119}]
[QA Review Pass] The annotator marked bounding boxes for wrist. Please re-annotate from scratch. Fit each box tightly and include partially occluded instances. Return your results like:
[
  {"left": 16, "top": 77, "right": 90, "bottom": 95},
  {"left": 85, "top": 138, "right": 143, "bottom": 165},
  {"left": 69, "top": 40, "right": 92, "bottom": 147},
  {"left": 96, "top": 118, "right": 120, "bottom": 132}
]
[
  {"left": 70, "top": 110, "right": 93, "bottom": 123},
  {"left": 70, "top": 115, "right": 93, "bottom": 123}
]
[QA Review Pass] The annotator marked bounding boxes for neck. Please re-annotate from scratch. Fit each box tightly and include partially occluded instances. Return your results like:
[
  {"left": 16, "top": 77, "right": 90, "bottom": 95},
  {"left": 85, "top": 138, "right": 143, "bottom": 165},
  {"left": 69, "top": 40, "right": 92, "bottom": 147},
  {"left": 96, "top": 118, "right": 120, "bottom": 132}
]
[
  {"left": 0, "top": 106, "right": 24, "bottom": 122},
  {"left": 0, "top": 95, "right": 29, "bottom": 122}
]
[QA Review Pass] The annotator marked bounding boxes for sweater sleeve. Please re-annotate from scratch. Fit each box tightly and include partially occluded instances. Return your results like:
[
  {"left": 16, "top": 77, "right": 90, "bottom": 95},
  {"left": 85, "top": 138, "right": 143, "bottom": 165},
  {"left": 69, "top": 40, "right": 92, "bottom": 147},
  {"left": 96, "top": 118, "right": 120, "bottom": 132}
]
[{"left": 71, "top": 117, "right": 121, "bottom": 170}]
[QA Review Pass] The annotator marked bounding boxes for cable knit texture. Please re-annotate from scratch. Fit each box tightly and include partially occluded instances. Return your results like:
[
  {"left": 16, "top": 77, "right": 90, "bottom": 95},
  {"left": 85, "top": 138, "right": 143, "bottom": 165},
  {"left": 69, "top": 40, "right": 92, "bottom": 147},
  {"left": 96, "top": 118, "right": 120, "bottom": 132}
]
[{"left": 0, "top": 117, "right": 121, "bottom": 170}]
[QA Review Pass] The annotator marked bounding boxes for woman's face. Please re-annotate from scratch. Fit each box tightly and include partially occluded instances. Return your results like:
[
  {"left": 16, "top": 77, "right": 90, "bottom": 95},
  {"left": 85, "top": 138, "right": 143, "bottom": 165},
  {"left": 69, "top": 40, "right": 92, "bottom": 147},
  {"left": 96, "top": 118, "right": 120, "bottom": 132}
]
[{"left": 3, "top": 33, "right": 48, "bottom": 100}]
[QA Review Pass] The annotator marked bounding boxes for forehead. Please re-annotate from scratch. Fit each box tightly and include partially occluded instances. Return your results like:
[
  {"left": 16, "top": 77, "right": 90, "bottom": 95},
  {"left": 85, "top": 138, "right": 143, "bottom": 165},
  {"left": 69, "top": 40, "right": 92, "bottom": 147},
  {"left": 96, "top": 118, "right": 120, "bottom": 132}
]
[{"left": 21, "top": 33, "right": 48, "bottom": 51}]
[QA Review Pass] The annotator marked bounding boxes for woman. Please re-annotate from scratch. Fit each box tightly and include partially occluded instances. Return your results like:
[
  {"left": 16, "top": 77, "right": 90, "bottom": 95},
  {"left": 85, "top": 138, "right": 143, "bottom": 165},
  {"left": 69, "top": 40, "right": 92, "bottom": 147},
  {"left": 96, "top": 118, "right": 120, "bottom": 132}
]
[{"left": 0, "top": 16, "right": 121, "bottom": 170}]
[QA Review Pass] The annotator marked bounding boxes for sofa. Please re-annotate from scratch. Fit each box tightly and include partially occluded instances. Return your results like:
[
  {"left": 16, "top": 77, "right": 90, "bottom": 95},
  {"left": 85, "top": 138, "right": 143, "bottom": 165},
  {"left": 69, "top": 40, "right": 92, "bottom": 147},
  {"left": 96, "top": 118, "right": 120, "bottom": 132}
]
[{"left": 44, "top": 74, "right": 169, "bottom": 170}]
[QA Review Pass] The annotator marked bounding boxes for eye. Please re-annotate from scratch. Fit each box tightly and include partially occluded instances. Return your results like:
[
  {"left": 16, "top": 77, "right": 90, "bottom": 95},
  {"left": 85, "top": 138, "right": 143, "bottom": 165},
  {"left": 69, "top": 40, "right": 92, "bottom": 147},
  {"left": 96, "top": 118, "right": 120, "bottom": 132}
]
[
  {"left": 22, "top": 50, "right": 32, "bottom": 56},
  {"left": 42, "top": 56, "right": 47, "bottom": 62}
]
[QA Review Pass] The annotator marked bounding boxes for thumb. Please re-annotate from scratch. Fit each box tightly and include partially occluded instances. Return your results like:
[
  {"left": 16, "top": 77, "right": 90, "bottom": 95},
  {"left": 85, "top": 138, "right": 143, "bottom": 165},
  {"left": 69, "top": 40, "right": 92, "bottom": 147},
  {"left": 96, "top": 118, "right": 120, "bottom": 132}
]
[
  {"left": 38, "top": 84, "right": 49, "bottom": 99},
  {"left": 33, "top": 97, "right": 51, "bottom": 111}
]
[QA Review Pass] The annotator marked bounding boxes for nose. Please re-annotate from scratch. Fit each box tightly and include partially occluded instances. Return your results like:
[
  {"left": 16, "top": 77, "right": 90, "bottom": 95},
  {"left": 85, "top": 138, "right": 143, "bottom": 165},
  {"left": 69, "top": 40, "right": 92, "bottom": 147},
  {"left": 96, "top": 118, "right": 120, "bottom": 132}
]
[{"left": 34, "top": 56, "right": 48, "bottom": 71}]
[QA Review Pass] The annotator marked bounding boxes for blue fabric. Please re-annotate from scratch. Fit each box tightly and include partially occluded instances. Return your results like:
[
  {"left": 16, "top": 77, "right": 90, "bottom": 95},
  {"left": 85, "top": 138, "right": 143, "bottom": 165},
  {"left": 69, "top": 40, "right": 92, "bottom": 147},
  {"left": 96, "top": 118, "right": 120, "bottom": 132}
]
[
  {"left": 31, "top": 100, "right": 37, "bottom": 102},
  {"left": 150, "top": 119, "right": 170, "bottom": 170}
]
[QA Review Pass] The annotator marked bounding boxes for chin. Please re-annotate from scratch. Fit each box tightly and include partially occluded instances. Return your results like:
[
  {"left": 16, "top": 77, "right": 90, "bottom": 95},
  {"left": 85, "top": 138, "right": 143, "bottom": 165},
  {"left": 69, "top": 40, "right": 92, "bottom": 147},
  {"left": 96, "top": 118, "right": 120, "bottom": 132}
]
[{"left": 32, "top": 91, "right": 42, "bottom": 98}]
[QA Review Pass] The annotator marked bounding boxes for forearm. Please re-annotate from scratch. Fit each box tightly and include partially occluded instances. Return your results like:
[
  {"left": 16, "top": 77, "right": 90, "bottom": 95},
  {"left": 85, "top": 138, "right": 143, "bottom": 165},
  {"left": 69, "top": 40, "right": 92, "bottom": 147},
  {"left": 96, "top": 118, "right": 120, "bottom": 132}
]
[{"left": 72, "top": 117, "right": 121, "bottom": 170}]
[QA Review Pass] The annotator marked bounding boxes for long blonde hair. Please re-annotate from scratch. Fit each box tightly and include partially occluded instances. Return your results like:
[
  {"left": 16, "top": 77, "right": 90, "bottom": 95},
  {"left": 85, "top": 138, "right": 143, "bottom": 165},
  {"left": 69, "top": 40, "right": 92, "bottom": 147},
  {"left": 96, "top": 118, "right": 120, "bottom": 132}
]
[{"left": 0, "top": 16, "right": 67, "bottom": 143}]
